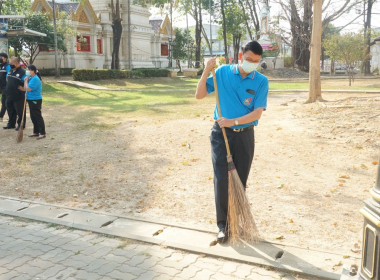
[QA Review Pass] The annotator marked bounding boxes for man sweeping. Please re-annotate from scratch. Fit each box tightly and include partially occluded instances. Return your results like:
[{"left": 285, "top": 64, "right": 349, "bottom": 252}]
[{"left": 195, "top": 41, "right": 268, "bottom": 243}]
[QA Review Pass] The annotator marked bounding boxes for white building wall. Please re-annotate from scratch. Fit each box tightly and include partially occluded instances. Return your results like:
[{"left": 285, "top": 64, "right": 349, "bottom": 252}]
[{"left": 371, "top": 41, "right": 380, "bottom": 73}]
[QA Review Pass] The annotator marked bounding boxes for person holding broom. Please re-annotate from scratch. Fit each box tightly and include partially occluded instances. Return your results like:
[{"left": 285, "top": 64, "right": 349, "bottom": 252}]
[
  {"left": 24, "top": 65, "right": 46, "bottom": 140},
  {"left": 195, "top": 41, "right": 268, "bottom": 243}
]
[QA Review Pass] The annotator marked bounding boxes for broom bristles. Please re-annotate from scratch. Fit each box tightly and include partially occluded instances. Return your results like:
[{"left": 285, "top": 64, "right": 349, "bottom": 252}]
[
  {"left": 16, "top": 128, "right": 24, "bottom": 143},
  {"left": 227, "top": 157, "right": 259, "bottom": 244}
]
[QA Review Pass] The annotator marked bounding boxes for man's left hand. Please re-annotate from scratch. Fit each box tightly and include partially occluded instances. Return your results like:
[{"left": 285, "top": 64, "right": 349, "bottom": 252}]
[{"left": 216, "top": 117, "right": 234, "bottom": 128}]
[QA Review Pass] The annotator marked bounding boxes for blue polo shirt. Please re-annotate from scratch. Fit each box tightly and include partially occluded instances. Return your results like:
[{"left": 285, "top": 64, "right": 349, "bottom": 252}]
[
  {"left": 26, "top": 75, "right": 42, "bottom": 100},
  {"left": 206, "top": 64, "right": 268, "bottom": 128}
]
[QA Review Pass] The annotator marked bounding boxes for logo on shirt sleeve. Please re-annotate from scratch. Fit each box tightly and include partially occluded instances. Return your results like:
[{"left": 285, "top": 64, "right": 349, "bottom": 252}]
[{"left": 244, "top": 97, "right": 252, "bottom": 106}]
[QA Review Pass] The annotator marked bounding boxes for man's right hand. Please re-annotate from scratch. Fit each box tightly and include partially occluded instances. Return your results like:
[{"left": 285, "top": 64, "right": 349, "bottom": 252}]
[{"left": 205, "top": 57, "right": 217, "bottom": 72}]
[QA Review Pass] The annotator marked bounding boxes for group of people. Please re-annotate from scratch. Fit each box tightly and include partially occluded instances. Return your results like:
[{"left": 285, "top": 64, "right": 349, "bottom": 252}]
[{"left": 0, "top": 53, "right": 46, "bottom": 140}]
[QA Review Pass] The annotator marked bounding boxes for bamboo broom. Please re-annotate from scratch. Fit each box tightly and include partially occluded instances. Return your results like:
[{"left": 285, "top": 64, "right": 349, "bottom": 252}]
[
  {"left": 16, "top": 92, "right": 27, "bottom": 143},
  {"left": 212, "top": 69, "right": 259, "bottom": 244}
]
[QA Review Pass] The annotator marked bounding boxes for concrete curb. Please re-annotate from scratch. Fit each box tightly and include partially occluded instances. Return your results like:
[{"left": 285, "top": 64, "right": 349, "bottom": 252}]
[
  {"left": 0, "top": 196, "right": 359, "bottom": 280},
  {"left": 56, "top": 80, "right": 380, "bottom": 95}
]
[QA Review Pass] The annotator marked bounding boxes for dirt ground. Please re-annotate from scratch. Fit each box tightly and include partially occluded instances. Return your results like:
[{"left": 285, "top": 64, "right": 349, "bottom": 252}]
[{"left": 0, "top": 87, "right": 379, "bottom": 260}]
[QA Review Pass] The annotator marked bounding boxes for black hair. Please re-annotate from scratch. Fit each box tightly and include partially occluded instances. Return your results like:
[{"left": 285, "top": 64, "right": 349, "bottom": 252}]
[
  {"left": 242, "top": 41, "right": 263, "bottom": 56},
  {"left": 28, "top": 64, "right": 42, "bottom": 81},
  {"left": 0, "top": 53, "right": 8, "bottom": 59}
]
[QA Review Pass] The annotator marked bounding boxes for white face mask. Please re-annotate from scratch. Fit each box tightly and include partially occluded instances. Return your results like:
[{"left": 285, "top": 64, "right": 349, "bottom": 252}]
[
  {"left": 25, "top": 70, "right": 31, "bottom": 77},
  {"left": 241, "top": 60, "right": 259, "bottom": 73}
]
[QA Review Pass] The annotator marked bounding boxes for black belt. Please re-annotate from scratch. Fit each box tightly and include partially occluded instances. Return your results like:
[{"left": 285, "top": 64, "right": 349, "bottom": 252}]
[{"left": 227, "top": 126, "right": 253, "bottom": 133}]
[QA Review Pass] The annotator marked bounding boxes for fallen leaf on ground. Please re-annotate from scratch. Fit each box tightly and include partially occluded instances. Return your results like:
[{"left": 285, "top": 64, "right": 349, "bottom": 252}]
[
  {"left": 333, "top": 261, "right": 343, "bottom": 267},
  {"left": 339, "top": 175, "right": 350, "bottom": 179},
  {"left": 343, "top": 255, "right": 349, "bottom": 259},
  {"left": 333, "top": 222, "right": 337, "bottom": 226},
  {"left": 275, "top": 235, "right": 285, "bottom": 240},
  {"left": 372, "top": 161, "right": 379, "bottom": 165},
  {"left": 289, "top": 219, "right": 293, "bottom": 223},
  {"left": 191, "top": 158, "right": 199, "bottom": 162}
]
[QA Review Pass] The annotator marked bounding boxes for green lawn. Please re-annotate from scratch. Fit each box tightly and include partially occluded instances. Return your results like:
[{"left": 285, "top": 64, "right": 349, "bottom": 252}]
[
  {"left": 43, "top": 78, "right": 380, "bottom": 118},
  {"left": 43, "top": 82, "right": 212, "bottom": 118}
]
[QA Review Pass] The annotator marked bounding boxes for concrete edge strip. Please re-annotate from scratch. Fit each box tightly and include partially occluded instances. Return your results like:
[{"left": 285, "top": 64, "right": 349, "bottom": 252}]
[
  {"left": 0, "top": 196, "right": 360, "bottom": 258},
  {"left": 0, "top": 195, "right": 216, "bottom": 235},
  {"left": 56, "top": 81, "right": 380, "bottom": 94},
  {"left": 0, "top": 208, "right": 341, "bottom": 280}
]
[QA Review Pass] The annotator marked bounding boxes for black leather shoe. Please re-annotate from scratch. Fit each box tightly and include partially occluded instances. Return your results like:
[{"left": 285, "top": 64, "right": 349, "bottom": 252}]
[
  {"left": 3, "top": 126, "right": 15, "bottom": 129},
  {"left": 217, "top": 227, "right": 228, "bottom": 243}
]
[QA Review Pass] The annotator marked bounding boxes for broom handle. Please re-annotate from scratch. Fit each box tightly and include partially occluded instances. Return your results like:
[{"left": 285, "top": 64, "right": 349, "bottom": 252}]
[
  {"left": 21, "top": 91, "right": 27, "bottom": 126},
  {"left": 212, "top": 69, "right": 231, "bottom": 156}
]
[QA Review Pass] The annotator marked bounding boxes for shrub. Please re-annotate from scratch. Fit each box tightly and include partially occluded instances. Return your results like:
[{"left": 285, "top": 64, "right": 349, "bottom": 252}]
[
  {"left": 72, "top": 68, "right": 169, "bottom": 81},
  {"left": 38, "top": 68, "right": 74, "bottom": 76}
]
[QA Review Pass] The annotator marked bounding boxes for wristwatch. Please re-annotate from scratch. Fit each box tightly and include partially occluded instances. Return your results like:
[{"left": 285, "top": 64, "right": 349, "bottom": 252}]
[{"left": 234, "top": 119, "right": 239, "bottom": 126}]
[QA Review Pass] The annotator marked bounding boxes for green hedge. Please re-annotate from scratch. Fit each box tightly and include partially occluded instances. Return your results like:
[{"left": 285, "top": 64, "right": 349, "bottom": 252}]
[
  {"left": 72, "top": 68, "right": 170, "bottom": 81},
  {"left": 38, "top": 68, "right": 74, "bottom": 76}
]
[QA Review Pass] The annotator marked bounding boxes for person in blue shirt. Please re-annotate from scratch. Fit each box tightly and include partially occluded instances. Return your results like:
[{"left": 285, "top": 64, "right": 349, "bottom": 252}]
[
  {"left": 4, "top": 57, "right": 26, "bottom": 130},
  {"left": 24, "top": 65, "right": 46, "bottom": 140},
  {"left": 195, "top": 41, "right": 269, "bottom": 243},
  {"left": 0, "top": 53, "right": 11, "bottom": 122}
]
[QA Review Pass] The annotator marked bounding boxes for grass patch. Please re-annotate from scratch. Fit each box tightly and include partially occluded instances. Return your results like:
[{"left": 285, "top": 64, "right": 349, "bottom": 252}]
[{"left": 43, "top": 82, "right": 211, "bottom": 118}]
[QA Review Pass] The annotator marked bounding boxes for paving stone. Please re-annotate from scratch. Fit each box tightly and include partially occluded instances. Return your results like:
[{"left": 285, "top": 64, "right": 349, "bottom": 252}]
[
  {"left": 211, "top": 272, "right": 241, "bottom": 280},
  {"left": 220, "top": 260, "right": 238, "bottom": 274},
  {"left": 194, "top": 269, "right": 216, "bottom": 280},
  {"left": 96, "top": 262, "right": 122, "bottom": 276},
  {"left": 84, "top": 258, "right": 110, "bottom": 272},
  {"left": 135, "top": 270, "right": 157, "bottom": 280},
  {"left": 49, "top": 250, "right": 75, "bottom": 262},
  {"left": 39, "top": 264, "right": 66, "bottom": 279},
  {"left": 14, "top": 263, "right": 44, "bottom": 277},
  {"left": 104, "top": 253, "right": 129, "bottom": 264},
  {"left": 154, "top": 274, "right": 174, "bottom": 280},
  {"left": 153, "top": 264, "right": 181, "bottom": 277},
  {"left": 11, "top": 274, "right": 29, "bottom": 280},
  {"left": 175, "top": 264, "right": 202, "bottom": 279},
  {"left": 128, "top": 254, "right": 148, "bottom": 266},
  {"left": 108, "top": 269, "right": 136, "bottom": 280},
  {"left": 91, "top": 246, "right": 113, "bottom": 258},
  {"left": 233, "top": 263, "right": 254, "bottom": 279},
  {"left": 147, "top": 246, "right": 175, "bottom": 259},
  {"left": 0, "top": 270, "right": 21, "bottom": 280},
  {"left": 118, "top": 264, "right": 147, "bottom": 276},
  {"left": 50, "top": 267, "right": 78, "bottom": 279},
  {"left": 4, "top": 256, "right": 32, "bottom": 270},
  {"left": 136, "top": 256, "right": 161, "bottom": 270},
  {"left": 74, "top": 270, "right": 103, "bottom": 280},
  {"left": 194, "top": 258, "right": 222, "bottom": 272},
  {"left": 112, "top": 248, "right": 140, "bottom": 259}
]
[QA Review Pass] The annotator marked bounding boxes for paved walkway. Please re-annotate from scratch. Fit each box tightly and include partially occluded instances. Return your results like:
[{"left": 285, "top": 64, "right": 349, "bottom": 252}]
[{"left": 0, "top": 215, "right": 309, "bottom": 280}]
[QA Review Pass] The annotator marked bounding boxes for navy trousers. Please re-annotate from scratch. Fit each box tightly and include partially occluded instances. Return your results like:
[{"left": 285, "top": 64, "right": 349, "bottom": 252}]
[
  {"left": 0, "top": 87, "right": 6, "bottom": 118},
  {"left": 210, "top": 122, "right": 255, "bottom": 230}
]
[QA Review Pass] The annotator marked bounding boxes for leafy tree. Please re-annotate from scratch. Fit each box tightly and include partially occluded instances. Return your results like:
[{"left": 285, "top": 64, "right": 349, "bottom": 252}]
[
  {"left": 8, "top": 13, "right": 67, "bottom": 64},
  {"left": 172, "top": 28, "right": 192, "bottom": 71},
  {"left": 324, "top": 32, "right": 365, "bottom": 86},
  {"left": 0, "top": 0, "right": 31, "bottom": 15},
  {"left": 278, "top": 0, "right": 359, "bottom": 72}
]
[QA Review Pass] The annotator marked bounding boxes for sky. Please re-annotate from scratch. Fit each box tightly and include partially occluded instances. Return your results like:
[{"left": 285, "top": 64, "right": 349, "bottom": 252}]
[{"left": 150, "top": 1, "right": 380, "bottom": 34}]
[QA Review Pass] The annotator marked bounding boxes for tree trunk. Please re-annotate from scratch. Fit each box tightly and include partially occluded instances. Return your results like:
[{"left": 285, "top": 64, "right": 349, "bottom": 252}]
[
  {"left": 307, "top": 0, "right": 323, "bottom": 103},
  {"left": 220, "top": 0, "right": 229, "bottom": 63},
  {"left": 194, "top": 0, "right": 202, "bottom": 68},
  {"left": 330, "top": 59, "right": 335, "bottom": 75},
  {"left": 245, "top": 0, "right": 260, "bottom": 39},
  {"left": 233, "top": 34, "right": 241, "bottom": 63},
  {"left": 111, "top": 0, "right": 122, "bottom": 70},
  {"left": 363, "top": 0, "right": 374, "bottom": 75},
  {"left": 201, "top": 26, "right": 212, "bottom": 55},
  {"left": 238, "top": 0, "right": 253, "bottom": 40}
]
